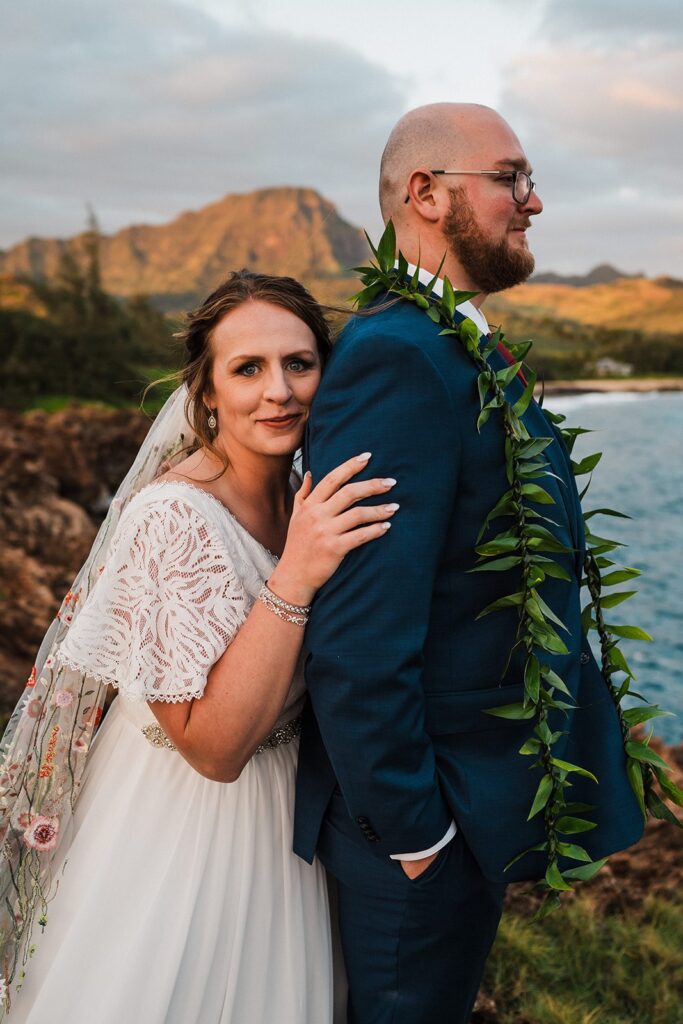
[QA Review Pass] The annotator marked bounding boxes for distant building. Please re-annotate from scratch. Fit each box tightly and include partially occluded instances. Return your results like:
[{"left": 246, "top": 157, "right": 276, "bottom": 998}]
[{"left": 594, "top": 357, "right": 633, "bottom": 378}]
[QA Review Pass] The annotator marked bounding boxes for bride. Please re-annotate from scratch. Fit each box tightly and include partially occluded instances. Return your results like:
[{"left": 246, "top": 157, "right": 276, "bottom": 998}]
[{"left": 0, "top": 270, "right": 398, "bottom": 1022}]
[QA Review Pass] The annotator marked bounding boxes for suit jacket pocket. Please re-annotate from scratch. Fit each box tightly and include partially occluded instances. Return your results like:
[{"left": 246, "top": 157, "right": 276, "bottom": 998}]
[
  {"left": 424, "top": 681, "right": 526, "bottom": 735},
  {"left": 423, "top": 682, "right": 546, "bottom": 881}
]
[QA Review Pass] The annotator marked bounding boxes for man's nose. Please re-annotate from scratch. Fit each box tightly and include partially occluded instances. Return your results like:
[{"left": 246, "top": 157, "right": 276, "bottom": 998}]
[{"left": 526, "top": 189, "right": 543, "bottom": 215}]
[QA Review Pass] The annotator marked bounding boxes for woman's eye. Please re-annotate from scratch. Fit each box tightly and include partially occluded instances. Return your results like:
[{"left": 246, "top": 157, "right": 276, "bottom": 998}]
[
  {"left": 287, "top": 359, "right": 312, "bottom": 372},
  {"left": 237, "top": 363, "right": 259, "bottom": 376}
]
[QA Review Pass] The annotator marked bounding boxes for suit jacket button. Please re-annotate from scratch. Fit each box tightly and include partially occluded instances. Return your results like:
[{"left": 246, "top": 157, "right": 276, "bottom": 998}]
[{"left": 580, "top": 652, "right": 590, "bottom": 664}]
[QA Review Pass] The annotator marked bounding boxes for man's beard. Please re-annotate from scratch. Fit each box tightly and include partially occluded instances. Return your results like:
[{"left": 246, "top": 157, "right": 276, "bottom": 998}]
[{"left": 443, "top": 186, "right": 535, "bottom": 294}]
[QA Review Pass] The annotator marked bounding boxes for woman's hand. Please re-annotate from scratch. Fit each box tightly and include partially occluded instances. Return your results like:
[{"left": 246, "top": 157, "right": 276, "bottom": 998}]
[{"left": 268, "top": 453, "right": 397, "bottom": 607}]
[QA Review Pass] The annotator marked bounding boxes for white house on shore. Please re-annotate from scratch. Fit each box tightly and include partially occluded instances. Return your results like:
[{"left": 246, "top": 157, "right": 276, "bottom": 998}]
[{"left": 594, "top": 357, "right": 634, "bottom": 377}]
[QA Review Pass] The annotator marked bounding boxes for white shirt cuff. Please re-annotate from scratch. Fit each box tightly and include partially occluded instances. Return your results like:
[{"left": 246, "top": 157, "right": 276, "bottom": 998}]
[{"left": 389, "top": 820, "right": 457, "bottom": 861}]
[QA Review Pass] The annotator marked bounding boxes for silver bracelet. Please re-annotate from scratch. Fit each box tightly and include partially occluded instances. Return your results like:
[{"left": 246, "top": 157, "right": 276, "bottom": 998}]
[
  {"left": 258, "top": 584, "right": 309, "bottom": 627},
  {"left": 260, "top": 581, "right": 311, "bottom": 615}
]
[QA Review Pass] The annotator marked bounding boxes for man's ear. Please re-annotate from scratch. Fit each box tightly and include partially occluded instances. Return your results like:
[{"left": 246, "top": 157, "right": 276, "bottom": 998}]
[{"left": 405, "top": 169, "right": 443, "bottom": 225}]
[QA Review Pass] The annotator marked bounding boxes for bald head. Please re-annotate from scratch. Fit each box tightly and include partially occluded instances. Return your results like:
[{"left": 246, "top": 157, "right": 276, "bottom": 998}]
[{"left": 379, "top": 103, "right": 512, "bottom": 223}]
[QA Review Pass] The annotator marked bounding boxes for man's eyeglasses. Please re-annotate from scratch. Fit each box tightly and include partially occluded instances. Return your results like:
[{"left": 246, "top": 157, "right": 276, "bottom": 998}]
[{"left": 404, "top": 169, "right": 536, "bottom": 205}]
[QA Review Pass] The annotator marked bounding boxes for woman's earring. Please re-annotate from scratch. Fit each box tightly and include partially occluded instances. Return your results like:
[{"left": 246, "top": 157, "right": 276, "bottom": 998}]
[{"left": 207, "top": 409, "right": 217, "bottom": 430}]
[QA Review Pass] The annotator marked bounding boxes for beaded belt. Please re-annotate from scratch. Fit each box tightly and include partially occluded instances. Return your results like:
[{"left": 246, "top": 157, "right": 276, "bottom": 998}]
[{"left": 141, "top": 714, "right": 302, "bottom": 755}]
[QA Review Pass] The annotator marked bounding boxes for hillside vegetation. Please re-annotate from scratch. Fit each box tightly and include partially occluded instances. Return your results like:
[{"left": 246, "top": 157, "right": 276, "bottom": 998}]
[
  {"left": 0, "top": 220, "right": 176, "bottom": 410},
  {"left": 490, "top": 276, "right": 683, "bottom": 334}
]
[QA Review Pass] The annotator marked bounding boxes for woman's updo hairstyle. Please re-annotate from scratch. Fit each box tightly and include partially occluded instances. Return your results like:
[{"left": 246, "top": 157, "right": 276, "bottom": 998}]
[{"left": 175, "top": 269, "right": 333, "bottom": 467}]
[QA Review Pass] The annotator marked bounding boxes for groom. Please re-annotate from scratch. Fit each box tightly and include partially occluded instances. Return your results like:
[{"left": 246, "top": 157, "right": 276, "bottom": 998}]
[{"left": 294, "top": 103, "right": 643, "bottom": 1023}]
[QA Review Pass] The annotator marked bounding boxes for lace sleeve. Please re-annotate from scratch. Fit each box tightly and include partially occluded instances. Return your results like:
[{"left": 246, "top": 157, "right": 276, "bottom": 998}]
[{"left": 57, "top": 496, "right": 247, "bottom": 702}]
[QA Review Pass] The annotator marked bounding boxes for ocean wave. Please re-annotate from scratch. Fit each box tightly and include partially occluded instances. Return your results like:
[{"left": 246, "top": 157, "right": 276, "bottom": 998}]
[{"left": 545, "top": 391, "right": 659, "bottom": 414}]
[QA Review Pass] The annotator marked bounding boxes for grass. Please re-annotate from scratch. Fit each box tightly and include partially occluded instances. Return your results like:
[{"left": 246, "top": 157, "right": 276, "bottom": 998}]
[
  {"left": 22, "top": 394, "right": 119, "bottom": 413},
  {"left": 18, "top": 366, "right": 179, "bottom": 416},
  {"left": 483, "top": 893, "right": 683, "bottom": 1023}
]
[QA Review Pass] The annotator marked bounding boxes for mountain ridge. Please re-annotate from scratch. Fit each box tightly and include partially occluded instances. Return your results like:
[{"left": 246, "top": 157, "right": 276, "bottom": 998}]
[
  {"left": 531, "top": 264, "right": 642, "bottom": 287},
  {"left": 1, "top": 188, "right": 682, "bottom": 331},
  {"left": 0, "top": 187, "right": 368, "bottom": 307}
]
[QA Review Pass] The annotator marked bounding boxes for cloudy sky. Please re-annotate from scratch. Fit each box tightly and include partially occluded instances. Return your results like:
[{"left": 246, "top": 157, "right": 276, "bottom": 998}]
[{"left": 3, "top": 0, "right": 682, "bottom": 275}]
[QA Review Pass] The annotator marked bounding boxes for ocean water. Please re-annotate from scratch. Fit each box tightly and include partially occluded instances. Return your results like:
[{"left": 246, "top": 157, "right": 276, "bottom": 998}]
[{"left": 546, "top": 391, "right": 683, "bottom": 742}]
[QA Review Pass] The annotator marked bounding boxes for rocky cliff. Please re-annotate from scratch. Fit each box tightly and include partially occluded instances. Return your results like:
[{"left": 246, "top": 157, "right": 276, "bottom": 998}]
[
  {"left": 0, "top": 187, "right": 367, "bottom": 308},
  {"left": 0, "top": 406, "right": 151, "bottom": 696}
]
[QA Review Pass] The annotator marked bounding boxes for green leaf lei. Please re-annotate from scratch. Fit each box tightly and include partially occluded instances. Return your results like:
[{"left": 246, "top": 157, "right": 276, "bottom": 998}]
[{"left": 353, "top": 221, "right": 683, "bottom": 917}]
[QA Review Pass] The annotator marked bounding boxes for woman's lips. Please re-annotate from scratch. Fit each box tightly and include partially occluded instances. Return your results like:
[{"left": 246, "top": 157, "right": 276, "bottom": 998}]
[{"left": 258, "top": 414, "right": 302, "bottom": 429}]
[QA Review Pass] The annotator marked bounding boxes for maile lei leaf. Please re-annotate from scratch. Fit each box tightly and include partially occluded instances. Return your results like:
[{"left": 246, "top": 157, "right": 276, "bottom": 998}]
[{"left": 353, "top": 221, "right": 682, "bottom": 918}]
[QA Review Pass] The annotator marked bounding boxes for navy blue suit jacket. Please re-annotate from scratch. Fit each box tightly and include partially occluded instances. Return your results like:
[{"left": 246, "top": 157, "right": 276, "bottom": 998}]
[{"left": 293, "top": 296, "right": 643, "bottom": 882}]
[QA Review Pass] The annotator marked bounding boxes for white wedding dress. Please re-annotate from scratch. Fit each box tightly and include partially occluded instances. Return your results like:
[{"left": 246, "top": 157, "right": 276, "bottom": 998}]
[{"left": 10, "top": 481, "right": 333, "bottom": 1023}]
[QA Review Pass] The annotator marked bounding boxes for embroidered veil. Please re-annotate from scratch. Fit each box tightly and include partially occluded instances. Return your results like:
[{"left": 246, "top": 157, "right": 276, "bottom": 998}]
[{"left": 0, "top": 386, "right": 192, "bottom": 1001}]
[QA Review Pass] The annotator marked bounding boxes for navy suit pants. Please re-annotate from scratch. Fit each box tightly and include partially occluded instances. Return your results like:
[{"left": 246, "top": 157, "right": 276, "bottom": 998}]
[{"left": 317, "top": 791, "right": 506, "bottom": 1024}]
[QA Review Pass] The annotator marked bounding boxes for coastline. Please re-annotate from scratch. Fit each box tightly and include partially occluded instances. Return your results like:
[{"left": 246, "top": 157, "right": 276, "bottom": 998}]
[{"left": 539, "top": 377, "right": 683, "bottom": 396}]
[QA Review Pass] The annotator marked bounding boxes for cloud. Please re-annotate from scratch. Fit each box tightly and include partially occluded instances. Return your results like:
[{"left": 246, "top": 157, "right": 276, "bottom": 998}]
[
  {"left": 497, "top": 0, "right": 683, "bottom": 273},
  {"left": 3, "top": 0, "right": 681, "bottom": 274},
  {"left": 539, "top": 0, "right": 683, "bottom": 46},
  {"left": 528, "top": 195, "right": 683, "bottom": 278},
  {"left": 503, "top": 46, "right": 683, "bottom": 176},
  {"left": 1, "top": 0, "right": 405, "bottom": 245}
]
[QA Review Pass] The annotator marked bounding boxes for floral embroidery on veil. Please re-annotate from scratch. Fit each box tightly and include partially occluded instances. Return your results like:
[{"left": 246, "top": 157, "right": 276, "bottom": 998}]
[{"left": 0, "top": 387, "right": 192, "bottom": 1011}]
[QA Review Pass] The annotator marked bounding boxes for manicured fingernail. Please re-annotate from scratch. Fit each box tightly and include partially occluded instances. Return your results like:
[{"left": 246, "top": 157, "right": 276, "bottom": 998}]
[
  {"left": 381, "top": 522, "right": 392, "bottom": 530},
  {"left": 357, "top": 452, "right": 372, "bottom": 461},
  {"left": 383, "top": 503, "right": 400, "bottom": 512},
  {"left": 382, "top": 478, "right": 397, "bottom": 487},
  {"left": 305, "top": 470, "right": 312, "bottom": 478}
]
